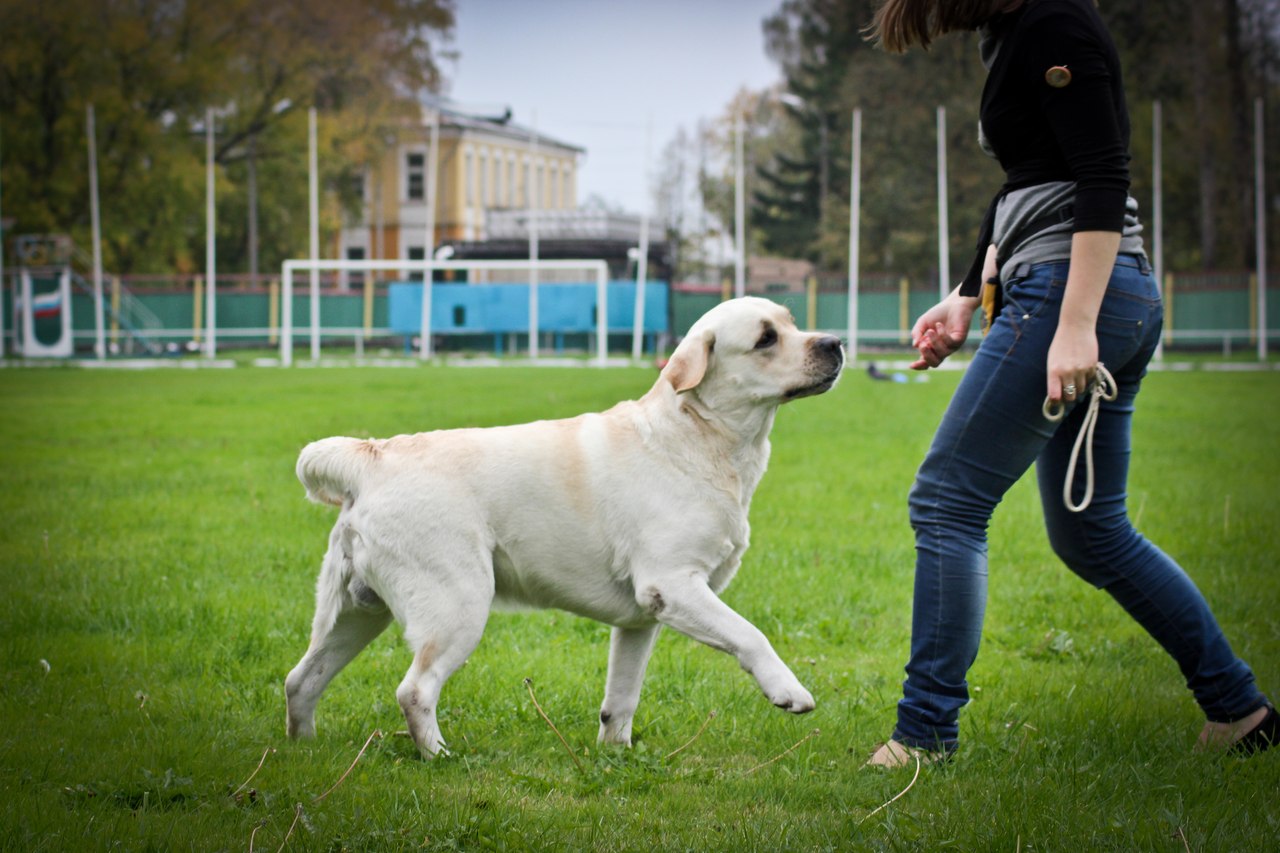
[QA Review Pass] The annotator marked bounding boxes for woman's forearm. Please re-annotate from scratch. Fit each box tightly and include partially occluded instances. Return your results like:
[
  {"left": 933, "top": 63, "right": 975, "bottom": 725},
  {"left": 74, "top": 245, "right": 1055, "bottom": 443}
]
[{"left": 1059, "top": 230, "right": 1122, "bottom": 331}]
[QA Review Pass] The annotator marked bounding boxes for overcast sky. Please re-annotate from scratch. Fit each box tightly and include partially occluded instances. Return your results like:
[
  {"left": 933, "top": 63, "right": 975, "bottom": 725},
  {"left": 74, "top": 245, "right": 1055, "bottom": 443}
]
[{"left": 444, "top": 0, "right": 785, "bottom": 216}]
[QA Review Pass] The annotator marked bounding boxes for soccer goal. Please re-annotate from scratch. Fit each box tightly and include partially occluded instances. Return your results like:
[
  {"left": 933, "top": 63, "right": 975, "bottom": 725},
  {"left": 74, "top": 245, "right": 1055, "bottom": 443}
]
[{"left": 279, "top": 258, "right": 630, "bottom": 367}]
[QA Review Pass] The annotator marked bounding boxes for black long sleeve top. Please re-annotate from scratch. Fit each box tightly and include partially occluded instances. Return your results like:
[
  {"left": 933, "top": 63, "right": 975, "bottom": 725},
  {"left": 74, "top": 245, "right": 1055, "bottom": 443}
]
[{"left": 959, "top": 0, "right": 1133, "bottom": 296}]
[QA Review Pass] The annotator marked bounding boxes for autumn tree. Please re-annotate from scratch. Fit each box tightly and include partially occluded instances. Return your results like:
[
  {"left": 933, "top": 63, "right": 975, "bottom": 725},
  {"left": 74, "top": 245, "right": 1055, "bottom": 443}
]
[{"left": 0, "top": 0, "right": 455, "bottom": 275}]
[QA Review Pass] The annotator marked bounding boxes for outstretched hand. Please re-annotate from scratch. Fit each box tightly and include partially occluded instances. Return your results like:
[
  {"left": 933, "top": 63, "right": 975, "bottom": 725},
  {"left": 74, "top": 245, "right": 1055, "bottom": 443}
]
[{"left": 910, "top": 296, "right": 978, "bottom": 370}]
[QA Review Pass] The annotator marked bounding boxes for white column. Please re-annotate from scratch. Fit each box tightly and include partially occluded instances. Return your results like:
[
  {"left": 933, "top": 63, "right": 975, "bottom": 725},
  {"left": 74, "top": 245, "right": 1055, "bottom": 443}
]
[
  {"left": 205, "top": 106, "right": 217, "bottom": 358},
  {"left": 309, "top": 106, "right": 320, "bottom": 361},
  {"left": 847, "top": 109, "right": 862, "bottom": 364},
  {"left": 734, "top": 113, "right": 745, "bottom": 298},
  {"left": 596, "top": 262, "right": 607, "bottom": 366},
  {"left": 1256, "top": 97, "right": 1268, "bottom": 361},
  {"left": 0, "top": 116, "right": 4, "bottom": 356},
  {"left": 281, "top": 265, "right": 293, "bottom": 366},
  {"left": 421, "top": 109, "right": 440, "bottom": 360},
  {"left": 87, "top": 105, "right": 106, "bottom": 359},
  {"left": 936, "top": 106, "right": 950, "bottom": 301},
  {"left": 1152, "top": 100, "right": 1164, "bottom": 360},
  {"left": 528, "top": 113, "right": 540, "bottom": 358},
  {"left": 632, "top": 119, "right": 651, "bottom": 360}
]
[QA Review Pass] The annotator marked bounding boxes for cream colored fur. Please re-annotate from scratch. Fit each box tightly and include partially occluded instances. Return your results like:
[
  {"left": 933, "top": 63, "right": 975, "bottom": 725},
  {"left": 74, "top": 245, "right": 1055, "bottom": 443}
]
[{"left": 284, "top": 296, "right": 845, "bottom": 756}]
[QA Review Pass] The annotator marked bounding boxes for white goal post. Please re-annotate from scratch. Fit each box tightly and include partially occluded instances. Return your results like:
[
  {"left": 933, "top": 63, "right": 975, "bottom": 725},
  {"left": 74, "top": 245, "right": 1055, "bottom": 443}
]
[{"left": 279, "top": 258, "right": 611, "bottom": 367}]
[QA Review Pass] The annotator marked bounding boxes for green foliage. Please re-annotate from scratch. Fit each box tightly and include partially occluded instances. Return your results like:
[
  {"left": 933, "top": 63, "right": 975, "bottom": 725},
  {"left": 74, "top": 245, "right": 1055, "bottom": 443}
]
[
  {"left": 747, "top": 0, "right": 1279, "bottom": 277},
  {"left": 0, "top": 364, "right": 1277, "bottom": 850},
  {"left": 0, "top": 0, "right": 455, "bottom": 274}
]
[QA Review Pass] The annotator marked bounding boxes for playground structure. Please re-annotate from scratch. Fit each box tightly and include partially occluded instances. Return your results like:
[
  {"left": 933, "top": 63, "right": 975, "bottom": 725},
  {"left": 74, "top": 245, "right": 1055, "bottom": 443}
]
[{"left": 7, "top": 235, "right": 163, "bottom": 359}]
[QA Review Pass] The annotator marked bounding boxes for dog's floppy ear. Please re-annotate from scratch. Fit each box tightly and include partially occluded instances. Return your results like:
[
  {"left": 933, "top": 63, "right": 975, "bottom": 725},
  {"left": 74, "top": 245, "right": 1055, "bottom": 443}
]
[{"left": 663, "top": 329, "right": 714, "bottom": 393}]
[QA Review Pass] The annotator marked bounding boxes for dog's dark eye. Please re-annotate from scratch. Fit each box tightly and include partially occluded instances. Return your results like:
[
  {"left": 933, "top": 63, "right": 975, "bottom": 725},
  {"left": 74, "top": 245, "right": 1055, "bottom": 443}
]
[{"left": 754, "top": 327, "right": 778, "bottom": 350}]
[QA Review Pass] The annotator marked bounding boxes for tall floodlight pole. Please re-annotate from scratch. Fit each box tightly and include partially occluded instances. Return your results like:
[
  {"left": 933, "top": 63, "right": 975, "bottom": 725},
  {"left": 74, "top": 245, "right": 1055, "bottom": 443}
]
[
  {"left": 1256, "top": 97, "right": 1268, "bottom": 361},
  {"left": 205, "top": 106, "right": 217, "bottom": 358},
  {"left": 632, "top": 118, "right": 652, "bottom": 361},
  {"left": 0, "top": 116, "right": 5, "bottom": 356},
  {"left": 87, "top": 105, "right": 106, "bottom": 360},
  {"left": 420, "top": 108, "right": 440, "bottom": 360},
  {"left": 848, "top": 108, "right": 862, "bottom": 365},
  {"left": 528, "top": 112, "right": 540, "bottom": 359},
  {"left": 1152, "top": 100, "right": 1165, "bottom": 360},
  {"left": 936, "top": 106, "right": 950, "bottom": 300},
  {"left": 734, "top": 112, "right": 746, "bottom": 298},
  {"left": 308, "top": 106, "right": 320, "bottom": 362}
]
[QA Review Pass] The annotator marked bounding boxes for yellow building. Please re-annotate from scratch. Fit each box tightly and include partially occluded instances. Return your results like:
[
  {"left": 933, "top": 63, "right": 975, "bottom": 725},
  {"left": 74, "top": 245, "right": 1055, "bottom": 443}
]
[{"left": 339, "top": 104, "right": 584, "bottom": 281}]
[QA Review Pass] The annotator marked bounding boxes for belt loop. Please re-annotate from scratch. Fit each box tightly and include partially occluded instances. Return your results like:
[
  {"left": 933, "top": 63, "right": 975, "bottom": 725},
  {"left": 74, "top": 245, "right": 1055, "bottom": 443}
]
[
  {"left": 1138, "top": 255, "right": 1152, "bottom": 276},
  {"left": 1014, "top": 262, "right": 1032, "bottom": 279}
]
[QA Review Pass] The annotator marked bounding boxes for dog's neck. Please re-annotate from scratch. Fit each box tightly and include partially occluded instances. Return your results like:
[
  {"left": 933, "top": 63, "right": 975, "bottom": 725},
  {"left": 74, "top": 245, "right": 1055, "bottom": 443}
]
[{"left": 644, "top": 380, "right": 776, "bottom": 507}]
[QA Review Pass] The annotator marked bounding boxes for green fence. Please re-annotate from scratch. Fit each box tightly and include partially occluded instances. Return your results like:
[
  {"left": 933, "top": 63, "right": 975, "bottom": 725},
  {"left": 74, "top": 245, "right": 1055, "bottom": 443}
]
[{"left": 6, "top": 271, "right": 1279, "bottom": 356}]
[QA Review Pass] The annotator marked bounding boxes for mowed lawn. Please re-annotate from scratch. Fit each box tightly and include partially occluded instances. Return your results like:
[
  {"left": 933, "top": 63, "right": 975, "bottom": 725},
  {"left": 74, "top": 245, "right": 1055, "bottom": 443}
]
[{"left": 0, "top": 363, "right": 1277, "bottom": 851}]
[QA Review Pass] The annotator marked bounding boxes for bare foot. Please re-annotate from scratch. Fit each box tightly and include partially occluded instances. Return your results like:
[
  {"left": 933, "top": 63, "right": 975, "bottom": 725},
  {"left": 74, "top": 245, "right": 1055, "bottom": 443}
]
[
  {"left": 1196, "top": 705, "right": 1270, "bottom": 751},
  {"left": 865, "top": 739, "right": 946, "bottom": 768}
]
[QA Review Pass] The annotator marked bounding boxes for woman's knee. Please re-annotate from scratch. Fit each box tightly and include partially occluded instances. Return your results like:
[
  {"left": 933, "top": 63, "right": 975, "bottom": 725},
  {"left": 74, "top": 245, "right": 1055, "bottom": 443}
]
[{"left": 1044, "top": 508, "right": 1139, "bottom": 586}]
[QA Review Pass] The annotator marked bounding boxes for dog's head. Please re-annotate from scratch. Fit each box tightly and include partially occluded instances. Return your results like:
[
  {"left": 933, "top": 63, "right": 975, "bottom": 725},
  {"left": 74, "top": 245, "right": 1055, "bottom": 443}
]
[{"left": 661, "top": 297, "right": 845, "bottom": 408}]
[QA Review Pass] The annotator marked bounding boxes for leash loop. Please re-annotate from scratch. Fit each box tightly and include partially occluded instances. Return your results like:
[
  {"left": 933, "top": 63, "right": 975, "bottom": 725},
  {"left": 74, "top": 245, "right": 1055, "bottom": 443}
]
[{"left": 1042, "top": 363, "right": 1118, "bottom": 513}]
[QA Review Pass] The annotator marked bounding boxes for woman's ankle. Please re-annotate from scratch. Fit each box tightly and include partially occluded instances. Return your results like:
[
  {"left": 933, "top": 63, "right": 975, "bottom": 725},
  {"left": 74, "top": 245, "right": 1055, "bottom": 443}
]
[{"left": 1196, "top": 704, "right": 1270, "bottom": 750}]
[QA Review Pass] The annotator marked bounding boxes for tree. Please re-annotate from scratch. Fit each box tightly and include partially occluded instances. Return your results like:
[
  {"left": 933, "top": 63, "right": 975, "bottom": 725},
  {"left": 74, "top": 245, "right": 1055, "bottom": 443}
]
[
  {"left": 0, "top": 0, "right": 455, "bottom": 275},
  {"left": 725, "top": 0, "right": 1280, "bottom": 282}
]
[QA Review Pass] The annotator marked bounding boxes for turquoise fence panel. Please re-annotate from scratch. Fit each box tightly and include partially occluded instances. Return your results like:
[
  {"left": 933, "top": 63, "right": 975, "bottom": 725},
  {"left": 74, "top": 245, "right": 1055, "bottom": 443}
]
[{"left": 388, "top": 281, "right": 669, "bottom": 335}]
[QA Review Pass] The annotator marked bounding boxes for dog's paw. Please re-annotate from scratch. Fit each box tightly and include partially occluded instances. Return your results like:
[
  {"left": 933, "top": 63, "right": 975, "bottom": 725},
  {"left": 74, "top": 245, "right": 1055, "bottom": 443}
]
[
  {"left": 770, "top": 684, "right": 816, "bottom": 714},
  {"left": 597, "top": 711, "right": 635, "bottom": 746}
]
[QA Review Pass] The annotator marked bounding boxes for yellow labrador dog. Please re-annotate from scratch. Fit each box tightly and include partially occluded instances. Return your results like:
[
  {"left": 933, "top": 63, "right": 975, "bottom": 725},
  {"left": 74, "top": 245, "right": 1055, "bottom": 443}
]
[{"left": 285, "top": 296, "right": 844, "bottom": 756}]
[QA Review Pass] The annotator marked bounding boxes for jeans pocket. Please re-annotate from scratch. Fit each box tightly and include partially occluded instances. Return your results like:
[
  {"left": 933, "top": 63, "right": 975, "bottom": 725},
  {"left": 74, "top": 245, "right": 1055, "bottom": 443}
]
[
  {"left": 1096, "top": 303, "right": 1155, "bottom": 367},
  {"left": 1002, "top": 270, "right": 1065, "bottom": 336}
]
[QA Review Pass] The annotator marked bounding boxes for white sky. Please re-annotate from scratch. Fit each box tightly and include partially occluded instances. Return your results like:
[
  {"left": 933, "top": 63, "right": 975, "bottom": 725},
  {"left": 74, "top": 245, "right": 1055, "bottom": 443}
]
[{"left": 444, "top": 0, "right": 784, "bottom": 216}]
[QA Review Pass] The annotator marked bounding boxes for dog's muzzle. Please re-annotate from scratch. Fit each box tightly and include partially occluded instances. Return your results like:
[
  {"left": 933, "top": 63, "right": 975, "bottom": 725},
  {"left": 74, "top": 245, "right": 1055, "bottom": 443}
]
[{"left": 784, "top": 335, "right": 845, "bottom": 400}]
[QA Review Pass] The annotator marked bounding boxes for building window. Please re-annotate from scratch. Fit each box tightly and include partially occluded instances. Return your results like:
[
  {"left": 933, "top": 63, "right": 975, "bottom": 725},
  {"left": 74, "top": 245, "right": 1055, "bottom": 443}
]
[
  {"left": 522, "top": 162, "right": 530, "bottom": 208},
  {"left": 346, "top": 247, "right": 365, "bottom": 288},
  {"left": 352, "top": 171, "right": 365, "bottom": 204},
  {"left": 506, "top": 158, "right": 515, "bottom": 207},
  {"left": 406, "top": 151, "right": 425, "bottom": 201},
  {"left": 407, "top": 246, "right": 425, "bottom": 282}
]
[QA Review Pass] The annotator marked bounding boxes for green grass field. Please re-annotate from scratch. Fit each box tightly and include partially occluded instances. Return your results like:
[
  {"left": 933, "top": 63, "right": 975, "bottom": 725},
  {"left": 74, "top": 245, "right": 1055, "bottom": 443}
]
[{"left": 1, "top": 363, "right": 1277, "bottom": 851}]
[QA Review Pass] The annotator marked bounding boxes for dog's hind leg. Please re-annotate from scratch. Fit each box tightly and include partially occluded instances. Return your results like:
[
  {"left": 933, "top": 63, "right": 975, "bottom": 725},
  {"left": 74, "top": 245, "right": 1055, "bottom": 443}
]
[
  {"left": 598, "top": 624, "right": 661, "bottom": 745},
  {"left": 394, "top": 560, "right": 493, "bottom": 758},
  {"left": 286, "top": 527, "right": 391, "bottom": 739}
]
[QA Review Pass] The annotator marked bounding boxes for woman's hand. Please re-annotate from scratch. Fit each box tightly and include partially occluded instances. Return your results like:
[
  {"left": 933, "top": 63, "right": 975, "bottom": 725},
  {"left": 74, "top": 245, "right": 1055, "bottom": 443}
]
[
  {"left": 1049, "top": 231, "right": 1122, "bottom": 402},
  {"left": 910, "top": 291, "right": 979, "bottom": 370},
  {"left": 1046, "top": 320, "right": 1098, "bottom": 403}
]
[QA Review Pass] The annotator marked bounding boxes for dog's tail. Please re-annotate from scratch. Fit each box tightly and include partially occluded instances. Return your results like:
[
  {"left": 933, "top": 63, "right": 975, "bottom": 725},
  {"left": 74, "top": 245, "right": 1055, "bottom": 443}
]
[{"left": 296, "top": 437, "right": 382, "bottom": 507}]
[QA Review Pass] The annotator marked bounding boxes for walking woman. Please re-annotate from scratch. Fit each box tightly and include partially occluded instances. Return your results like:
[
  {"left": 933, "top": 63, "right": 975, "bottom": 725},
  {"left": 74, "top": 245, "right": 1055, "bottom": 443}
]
[{"left": 863, "top": 0, "right": 1275, "bottom": 767}]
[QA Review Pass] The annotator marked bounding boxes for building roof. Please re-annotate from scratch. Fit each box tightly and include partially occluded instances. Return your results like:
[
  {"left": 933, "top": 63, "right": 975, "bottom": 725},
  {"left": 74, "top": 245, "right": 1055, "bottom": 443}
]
[{"left": 418, "top": 101, "right": 583, "bottom": 154}]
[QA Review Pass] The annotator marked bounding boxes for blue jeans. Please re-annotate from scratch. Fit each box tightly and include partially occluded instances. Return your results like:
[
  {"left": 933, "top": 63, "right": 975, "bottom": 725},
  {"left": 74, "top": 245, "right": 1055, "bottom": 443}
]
[{"left": 894, "top": 254, "right": 1267, "bottom": 751}]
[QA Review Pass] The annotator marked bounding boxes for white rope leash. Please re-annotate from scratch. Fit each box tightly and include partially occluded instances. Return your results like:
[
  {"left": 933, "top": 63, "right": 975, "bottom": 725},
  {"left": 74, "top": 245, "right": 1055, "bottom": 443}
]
[{"left": 1042, "top": 363, "right": 1118, "bottom": 513}]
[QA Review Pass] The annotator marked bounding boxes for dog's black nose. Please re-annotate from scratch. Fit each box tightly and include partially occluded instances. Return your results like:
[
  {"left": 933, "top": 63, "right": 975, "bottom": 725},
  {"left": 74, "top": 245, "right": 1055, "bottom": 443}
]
[{"left": 815, "top": 335, "right": 844, "bottom": 360}]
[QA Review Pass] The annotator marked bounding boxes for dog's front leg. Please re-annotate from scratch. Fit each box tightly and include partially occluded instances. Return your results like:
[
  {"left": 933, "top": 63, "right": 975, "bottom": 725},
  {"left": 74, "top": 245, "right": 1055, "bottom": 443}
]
[
  {"left": 635, "top": 575, "right": 815, "bottom": 713},
  {"left": 598, "top": 624, "right": 662, "bottom": 745}
]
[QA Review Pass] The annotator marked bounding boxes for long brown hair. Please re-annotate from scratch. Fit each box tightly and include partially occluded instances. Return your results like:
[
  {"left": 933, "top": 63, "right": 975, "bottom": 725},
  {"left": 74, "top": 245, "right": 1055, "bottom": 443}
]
[{"left": 866, "top": 0, "right": 1022, "bottom": 53}]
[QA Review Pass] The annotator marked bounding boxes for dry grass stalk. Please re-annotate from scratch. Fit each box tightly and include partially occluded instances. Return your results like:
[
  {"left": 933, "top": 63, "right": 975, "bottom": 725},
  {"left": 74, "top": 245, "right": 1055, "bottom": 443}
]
[
  {"left": 859, "top": 752, "right": 922, "bottom": 824},
  {"left": 524, "top": 678, "right": 585, "bottom": 773},
  {"left": 313, "top": 730, "right": 382, "bottom": 803},
  {"left": 665, "top": 710, "right": 718, "bottom": 761},
  {"left": 230, "top": 746, "right": 275, "bottom": 800},
  {"left": 740, "top": 728, "right": 820, "bottom": 776}
]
